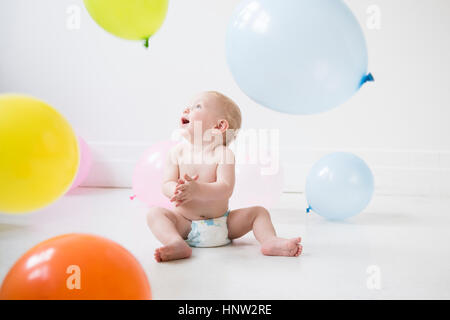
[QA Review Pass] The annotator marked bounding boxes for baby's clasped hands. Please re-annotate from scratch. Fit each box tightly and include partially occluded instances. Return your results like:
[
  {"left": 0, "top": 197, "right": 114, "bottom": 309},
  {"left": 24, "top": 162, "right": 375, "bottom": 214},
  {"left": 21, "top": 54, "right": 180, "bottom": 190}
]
[{"left": 170, "top": 174, "right": 199, "bottom": 207}]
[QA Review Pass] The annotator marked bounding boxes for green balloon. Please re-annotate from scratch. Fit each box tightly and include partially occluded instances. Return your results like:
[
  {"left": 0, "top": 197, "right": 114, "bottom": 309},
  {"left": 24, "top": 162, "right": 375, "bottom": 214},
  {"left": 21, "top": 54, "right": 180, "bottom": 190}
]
[{"left": 84, "top": 0, "right": 169, "bottom": 45}]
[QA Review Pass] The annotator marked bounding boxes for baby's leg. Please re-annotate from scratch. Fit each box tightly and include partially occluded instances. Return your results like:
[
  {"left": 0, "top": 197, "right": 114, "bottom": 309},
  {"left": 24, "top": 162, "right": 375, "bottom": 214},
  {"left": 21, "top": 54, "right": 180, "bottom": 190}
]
[
  {"left": 227, "top": 206, "right": 302, "bottom": 257},
  {"left": 147, "top": 207, "right": 192, "bottom": 262}
]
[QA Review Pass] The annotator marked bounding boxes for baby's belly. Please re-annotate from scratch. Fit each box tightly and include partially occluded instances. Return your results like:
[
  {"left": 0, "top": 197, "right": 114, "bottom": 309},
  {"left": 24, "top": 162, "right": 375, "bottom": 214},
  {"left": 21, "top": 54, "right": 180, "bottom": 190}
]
[{"left": 174, "top": 199, "right": 229, "bottom": 221}]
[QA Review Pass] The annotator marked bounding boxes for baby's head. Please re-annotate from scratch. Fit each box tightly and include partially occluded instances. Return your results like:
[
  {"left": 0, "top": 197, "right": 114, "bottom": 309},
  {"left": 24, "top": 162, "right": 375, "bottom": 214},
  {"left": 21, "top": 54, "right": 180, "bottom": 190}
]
[{"left": 180, "top": 91, "right": 241, "bottom": 146}]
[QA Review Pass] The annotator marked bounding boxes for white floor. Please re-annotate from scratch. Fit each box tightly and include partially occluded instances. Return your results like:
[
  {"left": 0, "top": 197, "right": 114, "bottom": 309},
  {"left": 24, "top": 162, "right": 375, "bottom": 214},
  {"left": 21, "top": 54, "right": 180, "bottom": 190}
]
[{"left": 1, "top": 188, "right": 449, "bottom": 300}]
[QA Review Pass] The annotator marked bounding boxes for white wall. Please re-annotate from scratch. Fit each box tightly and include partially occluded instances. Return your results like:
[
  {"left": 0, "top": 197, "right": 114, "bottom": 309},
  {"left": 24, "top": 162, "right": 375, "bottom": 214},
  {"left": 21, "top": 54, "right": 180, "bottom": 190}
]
[{"left": 1, "top": 0, "right": 450, "bottom": 196}]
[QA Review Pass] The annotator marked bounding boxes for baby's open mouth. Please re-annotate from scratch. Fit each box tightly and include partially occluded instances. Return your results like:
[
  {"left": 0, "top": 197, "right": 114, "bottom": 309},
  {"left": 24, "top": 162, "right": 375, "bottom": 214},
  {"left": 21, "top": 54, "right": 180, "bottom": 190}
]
[{"left": 181, "top": 117, "right": 190, "bottom": 125}]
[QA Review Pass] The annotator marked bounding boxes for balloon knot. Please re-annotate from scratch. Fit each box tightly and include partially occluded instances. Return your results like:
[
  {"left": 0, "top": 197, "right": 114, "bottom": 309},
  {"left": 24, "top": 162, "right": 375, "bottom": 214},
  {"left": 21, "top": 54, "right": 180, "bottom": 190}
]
[
  {"left": 143, "top": 38, "right": 149, "bottom": 49},
  {"left": 360, "top": 73, "right": 374, "bottom": 87},
  {"left": 130, "top": 195, "right": 136, "bottom": 200},
  {"left": 306, "top": 206, "right": 312, "bottom": 214}
]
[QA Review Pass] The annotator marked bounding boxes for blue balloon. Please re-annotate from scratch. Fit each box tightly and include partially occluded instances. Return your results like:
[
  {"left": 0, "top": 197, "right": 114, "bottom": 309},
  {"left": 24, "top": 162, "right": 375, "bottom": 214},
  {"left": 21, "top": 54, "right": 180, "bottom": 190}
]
[
  {"left": 226, "top": 0, "right": 373, "bottom": 114},
  {"left": 305, "top": 152, "right": 374, "bottom": 220}
]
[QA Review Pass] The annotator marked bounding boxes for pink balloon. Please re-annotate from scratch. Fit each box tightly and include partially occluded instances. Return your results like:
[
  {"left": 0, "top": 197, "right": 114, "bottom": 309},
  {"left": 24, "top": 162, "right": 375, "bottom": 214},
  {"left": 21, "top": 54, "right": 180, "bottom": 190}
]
[
  {"left": 132, "top": 140, "right": 178, "bottom": 209},
  {"left": 229, "top": 162, "right": 284, "bottom": 209},
  {"left": 69, "top": 136, "right": 92, "bottom": 191}
]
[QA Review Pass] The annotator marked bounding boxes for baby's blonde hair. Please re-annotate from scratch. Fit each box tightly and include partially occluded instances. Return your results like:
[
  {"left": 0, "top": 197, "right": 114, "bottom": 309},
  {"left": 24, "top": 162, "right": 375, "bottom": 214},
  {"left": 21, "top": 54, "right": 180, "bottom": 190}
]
[{"left": 207, "top": 91, "right": 242, "bottom": 146}]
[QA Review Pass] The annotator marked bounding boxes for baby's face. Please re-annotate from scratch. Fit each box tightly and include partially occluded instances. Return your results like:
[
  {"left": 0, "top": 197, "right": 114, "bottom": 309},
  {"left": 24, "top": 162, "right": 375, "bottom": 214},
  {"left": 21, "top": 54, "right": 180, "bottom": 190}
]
[{"left": 180, "top": 92, "right": 224, "bottom": 140}]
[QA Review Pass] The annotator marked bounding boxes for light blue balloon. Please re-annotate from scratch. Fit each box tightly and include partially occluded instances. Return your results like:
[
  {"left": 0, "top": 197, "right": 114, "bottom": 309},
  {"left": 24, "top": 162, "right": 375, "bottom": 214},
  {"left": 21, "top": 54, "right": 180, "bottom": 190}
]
[
  {"left": 305, "top": 152, "right": 374, "bottom": 220},
  {"left": 226, "top": 0, "right": 373, "bottom": 114}
]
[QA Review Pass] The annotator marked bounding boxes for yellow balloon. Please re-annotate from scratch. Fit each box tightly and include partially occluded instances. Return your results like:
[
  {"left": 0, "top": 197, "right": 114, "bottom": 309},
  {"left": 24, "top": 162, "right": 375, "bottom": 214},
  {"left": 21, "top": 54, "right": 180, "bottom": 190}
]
[
  {"left": 84, "top": 0, "right": 169, "bottom": 46},
  {"left": 0, "top": 95, "right": 79, "bottom": 214}
]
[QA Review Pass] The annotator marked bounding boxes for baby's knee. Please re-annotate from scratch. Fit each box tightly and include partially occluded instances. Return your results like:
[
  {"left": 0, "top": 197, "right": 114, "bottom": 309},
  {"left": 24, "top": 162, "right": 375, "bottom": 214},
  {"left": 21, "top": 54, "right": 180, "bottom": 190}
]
[
  {"left": 252, "top": 206, "right": 270, "bottom": 218},
  {"left": 146, "top": 209, "right": 158, "bottom": 225},
  {"left": 147, "top": 207, "right": 173, "bottom": 224}
]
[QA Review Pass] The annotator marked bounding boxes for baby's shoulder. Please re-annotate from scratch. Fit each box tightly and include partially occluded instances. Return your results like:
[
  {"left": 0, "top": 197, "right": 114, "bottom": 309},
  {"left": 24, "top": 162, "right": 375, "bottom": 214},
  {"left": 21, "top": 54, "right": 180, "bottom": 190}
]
[
  {"left": 170, "top": 142, "right": 183, "bottom": 153},
  {"left": 214, "top": 144, "right": 234, "bottom": 154},
  {"left": 167, "top": 142, "right": 185, "bottom": 161},
  {"left": 213, "top": 145, "right": 235, "bottom": 165}
]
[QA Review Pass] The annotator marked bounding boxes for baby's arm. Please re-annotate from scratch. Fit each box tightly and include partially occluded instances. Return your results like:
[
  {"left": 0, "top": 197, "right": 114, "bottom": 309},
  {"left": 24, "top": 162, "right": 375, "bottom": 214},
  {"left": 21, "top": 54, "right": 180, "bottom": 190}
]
[{"left": 196, "top": 162, "right": 235, "bottom": 200}]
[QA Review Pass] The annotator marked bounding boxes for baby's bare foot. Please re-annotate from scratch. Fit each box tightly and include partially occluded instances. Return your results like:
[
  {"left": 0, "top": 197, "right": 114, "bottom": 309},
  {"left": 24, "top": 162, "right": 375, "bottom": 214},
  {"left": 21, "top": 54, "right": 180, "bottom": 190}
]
[
  {"left": 261, "top": 237, "right": 302, "bottom": 257},
  {"left": 154, "top": 240, "right": 192, "bottom": 262}
]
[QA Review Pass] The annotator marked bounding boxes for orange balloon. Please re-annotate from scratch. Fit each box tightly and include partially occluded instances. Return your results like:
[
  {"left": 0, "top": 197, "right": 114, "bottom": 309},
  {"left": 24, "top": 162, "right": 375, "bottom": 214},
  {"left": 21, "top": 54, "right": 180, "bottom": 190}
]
[{"left": 0, "top": 234, "right": 151, "bottom": 300}]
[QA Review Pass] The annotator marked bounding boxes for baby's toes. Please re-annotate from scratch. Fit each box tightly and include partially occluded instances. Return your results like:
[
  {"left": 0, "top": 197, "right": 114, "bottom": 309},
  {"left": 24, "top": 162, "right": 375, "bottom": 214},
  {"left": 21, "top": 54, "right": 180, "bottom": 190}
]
[
  {"left": 295, "top": 244, "right": 303, "bottom": 257},
  {"left": 158, "top": 247, "right": 168, "bottom": 260},
  {"left": 289, "top": 246, "right": 298, "bottom": 256},
  {"left": 286, "top": 239, "right": 302, "bottom": 256},
  {"left": 154, "top": 248, "right": 162, "bottom": 262}
]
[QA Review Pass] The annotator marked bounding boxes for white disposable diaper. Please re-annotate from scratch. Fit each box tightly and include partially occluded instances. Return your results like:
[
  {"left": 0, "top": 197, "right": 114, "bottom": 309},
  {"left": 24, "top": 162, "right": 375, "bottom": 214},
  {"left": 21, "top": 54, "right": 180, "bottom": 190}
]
[{"left": 185, "top": 211, "right": 231, "bottom": 248}]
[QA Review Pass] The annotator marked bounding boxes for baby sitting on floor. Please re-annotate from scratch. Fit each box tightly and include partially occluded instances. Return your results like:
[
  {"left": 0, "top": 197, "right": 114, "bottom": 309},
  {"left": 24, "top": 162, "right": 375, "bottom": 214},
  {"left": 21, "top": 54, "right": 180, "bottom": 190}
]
[{"left": 146, "top": 91, "right": 302, "bottom": 262}]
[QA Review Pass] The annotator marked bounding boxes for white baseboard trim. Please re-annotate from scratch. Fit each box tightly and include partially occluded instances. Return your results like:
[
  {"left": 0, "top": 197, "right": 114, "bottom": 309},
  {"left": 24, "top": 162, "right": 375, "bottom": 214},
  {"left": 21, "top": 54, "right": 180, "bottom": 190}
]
[{"left": 82, "top": 141, "right": 450, "bottom": 197}]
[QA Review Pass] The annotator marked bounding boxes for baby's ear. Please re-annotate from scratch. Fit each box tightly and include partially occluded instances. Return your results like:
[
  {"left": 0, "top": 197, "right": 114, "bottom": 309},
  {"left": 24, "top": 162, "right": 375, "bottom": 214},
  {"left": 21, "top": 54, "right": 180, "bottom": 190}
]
[{"left": 215, "top": 119, "right": 229, "bottom": 132}]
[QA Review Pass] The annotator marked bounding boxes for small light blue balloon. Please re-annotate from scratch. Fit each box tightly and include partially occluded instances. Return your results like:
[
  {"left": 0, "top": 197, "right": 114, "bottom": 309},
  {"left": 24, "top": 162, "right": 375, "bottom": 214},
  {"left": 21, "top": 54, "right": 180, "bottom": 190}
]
[
  {"left": 226, "top": 0, "right": 373, "bottom": 114},
  {"left": 306, "top": 152, "right": 374, "bottom": 220}
]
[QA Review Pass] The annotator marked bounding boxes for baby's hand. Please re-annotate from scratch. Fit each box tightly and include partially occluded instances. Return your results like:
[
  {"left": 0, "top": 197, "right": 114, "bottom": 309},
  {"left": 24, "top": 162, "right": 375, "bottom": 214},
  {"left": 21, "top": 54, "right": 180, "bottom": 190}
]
[{"left": 170, "top": 174, "right": 199, "bottom": 207}]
